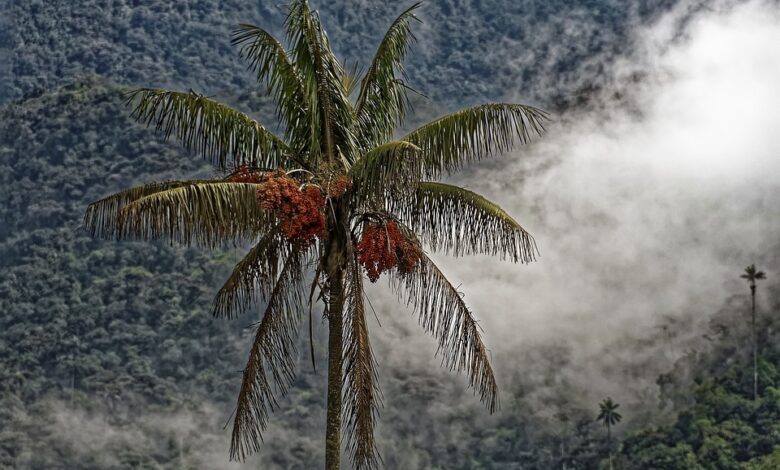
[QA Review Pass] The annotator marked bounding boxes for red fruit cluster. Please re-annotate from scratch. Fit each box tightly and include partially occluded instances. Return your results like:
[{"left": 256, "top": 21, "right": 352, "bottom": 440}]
[
  {"left": 258, "top": 173, "right": 327, "bottom": 244},
  {"left": 357, "top": 221, "right": 420, "bottom": 282},
  {"left": 227, "top": 164, "right": 264, "bottom": 183},
  {"left": 326, "top": 176, "right": 352, "bottom": 198}
]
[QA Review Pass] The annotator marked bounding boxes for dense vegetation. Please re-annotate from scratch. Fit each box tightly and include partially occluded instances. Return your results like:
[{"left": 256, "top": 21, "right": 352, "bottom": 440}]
[
  {"left": 614, "top": 284, "right": 780, "bottom": 470},
  {"left": 2, "top": 0, "right": 676, "bottom": 107}
]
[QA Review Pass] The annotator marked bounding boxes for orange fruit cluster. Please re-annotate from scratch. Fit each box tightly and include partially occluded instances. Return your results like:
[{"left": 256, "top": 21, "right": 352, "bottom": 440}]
[
  {"left": 326, "top": 176, "right": 352, "bottom": 198},
  {"left": 357, "top": 221, "right": 420, "bottom": 282},
  {"left": 258, "top": 173, "right": 327, "bottom": 245}
]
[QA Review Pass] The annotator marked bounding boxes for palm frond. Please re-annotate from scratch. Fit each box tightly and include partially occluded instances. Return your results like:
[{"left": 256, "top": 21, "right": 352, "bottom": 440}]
[
  {"left": 348, "top": 141, "right": 423, "bottom": 207},
  {"left": 391, "top": 243, "right": 498, "bottom": 413},
  {"left": 742, "top": 264, "right": 767, "bottom": 282},
  {"left": 114, "top": 181, "right": 270, "bottom": 247},
  {"left": 213, "top": 229, "right": 290, "bottom": 319},
  {"left": 84, "top": 179, "right": 213, "bottom": 239},
  {"left": 354, "top": 3, "right": 421, "bottom": 148},
  {"left": 230, "top": 245, "right": 311, "bottom": 461},
  {"left": 389, "top": 182, "right": 536, "bottom": 263},
  {"left": 286, "top": 0, "right": 356, "bottom": 166},
  {"left": 126, "top": 88, "right": 292, "bottom": 170},
  {"left": 342, "top": 251, "right": 381, "bottom": 469},
  {"left": 231, "top": 24, "right": 311, "bottom": 152},
  {"left": 402, "top": 103, "right": 549, "bottom": 177}
]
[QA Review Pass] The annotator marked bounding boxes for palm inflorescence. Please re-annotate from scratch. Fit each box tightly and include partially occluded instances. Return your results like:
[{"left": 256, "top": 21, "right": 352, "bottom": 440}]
[{"left": 83, "top": 1, "right": 548, "bottom": 468}]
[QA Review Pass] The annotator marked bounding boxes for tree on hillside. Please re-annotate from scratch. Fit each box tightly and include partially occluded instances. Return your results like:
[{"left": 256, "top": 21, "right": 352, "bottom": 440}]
[
  {"left": 597, "top": 397, "right": 622, "bottom": 470},
  {"left": 741, "top": 264, "right": 766, "bottom": 400},
  {"left": 83, "top": 1, "right": 548, "bottom": 468}
]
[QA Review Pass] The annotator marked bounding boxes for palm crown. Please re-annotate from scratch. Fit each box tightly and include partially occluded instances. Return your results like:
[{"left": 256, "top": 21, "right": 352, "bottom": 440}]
[
  {"left": 83, "top": 2, "right": 548, "bottom": 468},
  {"left": 741, "top": 264, "right": 767, "bottom": 291},
  {"left": 597, "top": 398, "right": 622, "bottom": 427}
]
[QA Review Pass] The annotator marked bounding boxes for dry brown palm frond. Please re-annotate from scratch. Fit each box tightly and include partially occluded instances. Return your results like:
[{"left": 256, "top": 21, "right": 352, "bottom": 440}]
[
  {"left": 230, "top": 245, "right": 312, "bottom": 461},
  {"left": 342, "top": 249, "right": 381, "bottom": 469},
  {"left": 389, "top": 182, "right": 537, "bottom": 263}
]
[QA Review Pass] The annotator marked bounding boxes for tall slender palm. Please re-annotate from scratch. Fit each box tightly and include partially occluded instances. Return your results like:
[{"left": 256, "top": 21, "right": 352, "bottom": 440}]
[
  {"left": 597, "top": 397, "right": 622, "bottom": 470},
  {"left": 741, "top": 264, "right": 766, "bottom": 400},
  {"left": 83, "top": 2, "right": 548, "bottom": 468}
]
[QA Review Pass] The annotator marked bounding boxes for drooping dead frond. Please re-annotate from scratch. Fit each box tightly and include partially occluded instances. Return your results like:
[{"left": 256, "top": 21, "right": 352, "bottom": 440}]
[
  {"left": 286, "top": 0, "right": 356, "bottom": 166},
  {"left": 126, "top": 88, "right": 292, "bottom": 170},
  {"left": 342, "top": 250, "right": 381, "bottom": 469},
  {"left": 213, "top": 229, "right": 290, "bottom": 319},
  {"left": 354, "top": 2, "right": 421, "bottom": 148},
  {"left": 231, "top": 25, "right": 310, "bottom": 152},
  {"left": 402, "top": 103, "right": 549, "bottom": 177},
  {"left": 114, "top": 181, "right": 270, "bottom": 247},
  {"left": 84, "top": 179, "right": 213, "bottom": 239},
  {"left": 348, "top": 140, "right": 423, "bottom": 207},
  {"left": 389, "top": 182, "right": 537, "bottom": 263},
  {"left": 230, "top": 246, "right": 311, "bottom": 461},
  {"left": 391, "top": 242, "right": 498, "bottom": 413}
]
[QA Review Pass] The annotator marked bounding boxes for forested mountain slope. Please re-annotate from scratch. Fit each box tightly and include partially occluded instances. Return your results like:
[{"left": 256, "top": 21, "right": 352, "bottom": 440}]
[{"left": 2, "top": 0, "right": 675, "bottom": 107}]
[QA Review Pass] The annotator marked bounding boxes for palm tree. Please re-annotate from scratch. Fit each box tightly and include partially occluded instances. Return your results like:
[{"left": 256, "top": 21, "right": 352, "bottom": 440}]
[
  {"left": 597, "top": 397, "right": 622, "bottom": 470},
  {"left": 741, "top": 264, "right": 766, "bottom": 400},
  {"left": 83, "top": 2, "right": 548, "bottom": 468}
]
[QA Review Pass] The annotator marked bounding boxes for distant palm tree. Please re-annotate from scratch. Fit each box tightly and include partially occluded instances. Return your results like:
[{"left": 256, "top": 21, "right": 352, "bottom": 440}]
[
  {"left": 83, "top": 1, "right": 548, "bottom": 469},
  {"left": 741, "top": 264, "right": 766, "bottom": 400},
  {"left": 597, "top": 397, "right": 622, "bottom": 470}
]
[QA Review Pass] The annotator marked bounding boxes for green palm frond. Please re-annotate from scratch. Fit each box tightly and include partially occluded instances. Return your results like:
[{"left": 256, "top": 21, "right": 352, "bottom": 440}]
[
  {"left": 402, "top": 103, "right": 549, "bottom": 177},
  {"left": 84, "top": 179, "right": 214, "bottom": 239},
  {"left": 392, "top": 242, "right": 498, "bottom": 413},
  {"left": 390, "top": 182, "right": 536, "bottom": 263},
  {"left": 342, "top": 251, "right": 381, "bottom": 469},
  {"left": 231, "top": 24, "right": 311, "bottom": 152},
  {"left": 286, "top": 0, "right": 356, "bottom": 166},
  {"left": 348, "top": 141, "right": 423, "bottom": 207},
  {"left": 354, "top": 2, "right": 421, "bottom": 148},
  {"left": 114, "top": 181, "right": 270, "bottom": 247},
  {"left": 230, "top": 246, "right": 311, "bottom": 461},
  {"left": 126, "top": 88, "right": 292, "bottom": 170},
  {"left": 213, "top": 229, "right": 290, "bottom": 319}
]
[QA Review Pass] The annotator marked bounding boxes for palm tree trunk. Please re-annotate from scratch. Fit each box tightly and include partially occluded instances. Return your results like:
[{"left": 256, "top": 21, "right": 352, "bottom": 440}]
[
  {"left": 607, "top": 425, "right": 613, "bottom": 470},
  {"left": 325, "top": 267, "right": 344, "bottom": 470},
  {"left": 752, "top": 284, "right": 757, "bottom": 400}
]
